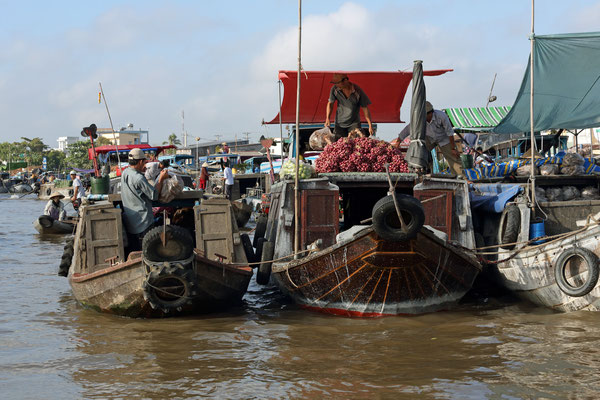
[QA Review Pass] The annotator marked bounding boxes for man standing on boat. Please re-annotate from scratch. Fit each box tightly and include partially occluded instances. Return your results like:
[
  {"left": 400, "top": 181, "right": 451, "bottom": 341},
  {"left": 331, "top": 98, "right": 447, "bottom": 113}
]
[
  {"left": 325, "top": 73, "right": 374, "bottom": 138},
  {"left": 69, "top": 170, "right": 86, "bottom": 210},
  {"left": 121, "top": 148, "right": 169, "bottom": 251},
  {"left": 396, "top": 101, "right": 462, "bottom": 176},
  {"left": 222, "top": 160, "right": 234, "bottom": 200}
]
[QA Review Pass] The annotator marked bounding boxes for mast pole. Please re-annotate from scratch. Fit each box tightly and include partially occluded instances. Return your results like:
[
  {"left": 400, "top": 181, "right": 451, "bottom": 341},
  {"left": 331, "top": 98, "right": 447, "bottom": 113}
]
[
  {"left": 294, "top": 0, "right": 302, "bottom": 257},
  {"left": 529, "top": 0, "right": 536, "bottom": 214},
  {"left": 278, "top": 80, "right": 284, "bottom": 158}
]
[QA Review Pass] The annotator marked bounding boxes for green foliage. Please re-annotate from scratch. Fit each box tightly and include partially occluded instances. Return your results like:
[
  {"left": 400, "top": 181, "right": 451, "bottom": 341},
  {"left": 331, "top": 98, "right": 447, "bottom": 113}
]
[
  {"left": 45, "top": 150, "right": 66, "bottom": 171},
  {"left": 163, "top": 133, "right": 181, "bottom": 155},
  {"left": 66, "top": 140, "right": 92, "bottom": 169},
  {"left": 95, "top": 136, "right": 112, "bottom": 146}
]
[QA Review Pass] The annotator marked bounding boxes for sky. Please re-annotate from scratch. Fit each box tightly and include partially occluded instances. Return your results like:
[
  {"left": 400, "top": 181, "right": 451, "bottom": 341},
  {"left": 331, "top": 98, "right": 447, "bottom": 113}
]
[{"left": 1, "top": 0, "right": 599, "bottom": 147}]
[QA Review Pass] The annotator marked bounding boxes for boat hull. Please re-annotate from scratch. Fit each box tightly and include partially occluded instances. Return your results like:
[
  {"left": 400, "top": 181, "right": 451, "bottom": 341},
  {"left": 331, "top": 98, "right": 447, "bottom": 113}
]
[
  {"left": 33, "top": 217, "right": 75, "bottom": 234},
  {"left": 272, "top": 227, "right": 481, "bottom": 316},
  {"left": 69, "top": 251, "right": 253, "bottom": 318},
  {"left": 495, "top": 223, "right": 600, "bottom": 312}
]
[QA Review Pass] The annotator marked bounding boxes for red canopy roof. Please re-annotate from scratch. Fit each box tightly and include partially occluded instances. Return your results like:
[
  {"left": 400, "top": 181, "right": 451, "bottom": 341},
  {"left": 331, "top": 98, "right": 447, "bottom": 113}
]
[
  {"left": 88, "top": 144, "right": 176, "bottom": 159},
  {"left": 265, "top": 69, "right": 452, "bottom": 125}
]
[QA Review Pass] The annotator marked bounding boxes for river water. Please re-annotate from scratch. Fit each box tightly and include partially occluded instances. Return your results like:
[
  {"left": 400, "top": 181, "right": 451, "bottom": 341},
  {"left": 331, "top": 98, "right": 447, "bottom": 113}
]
[{"left": 2, "top": 195, "right": 600, "bottom": 399}]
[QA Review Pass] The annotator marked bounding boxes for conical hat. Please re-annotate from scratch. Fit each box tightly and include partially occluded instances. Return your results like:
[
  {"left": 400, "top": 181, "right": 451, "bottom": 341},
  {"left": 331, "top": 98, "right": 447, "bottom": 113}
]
[{"left": 49, "top": 191, "right": 65, "bottom": 199}]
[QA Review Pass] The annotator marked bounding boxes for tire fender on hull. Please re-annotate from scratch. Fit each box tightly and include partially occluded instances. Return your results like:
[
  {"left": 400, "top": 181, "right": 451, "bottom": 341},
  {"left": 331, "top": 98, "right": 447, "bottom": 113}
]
[
  {"left": 142, "top": 225, "right": 194, "bottom": 262},
  {"left": 142, "top": 263, "right": 197, "bottom": 313},
  {"left": 371, "top": 194, "right": 425, "bottom": 242},
  {"left": 554, "top": 247, "right": 600, "bottom": 297},
  {"left": 498, "top": 205, "right": 520, "bottom": 250}
]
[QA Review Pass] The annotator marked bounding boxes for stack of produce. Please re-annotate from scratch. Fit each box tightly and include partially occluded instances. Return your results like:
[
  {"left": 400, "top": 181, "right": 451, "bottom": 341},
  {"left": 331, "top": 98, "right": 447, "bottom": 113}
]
[
  {"left": 281, "top": 159, "right": 315, "bottom": 179},
  {"left": 561, "top": 152, "right": 585, "bottom": 175},
  {"left": 315, "top": 137, "right": 409, "bottom": 173}
]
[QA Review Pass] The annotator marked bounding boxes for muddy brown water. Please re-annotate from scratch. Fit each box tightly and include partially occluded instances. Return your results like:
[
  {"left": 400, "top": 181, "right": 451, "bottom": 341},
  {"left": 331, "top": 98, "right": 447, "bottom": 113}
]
[{"left": 2, "top": 195, "right": 600, "bottom": 399}]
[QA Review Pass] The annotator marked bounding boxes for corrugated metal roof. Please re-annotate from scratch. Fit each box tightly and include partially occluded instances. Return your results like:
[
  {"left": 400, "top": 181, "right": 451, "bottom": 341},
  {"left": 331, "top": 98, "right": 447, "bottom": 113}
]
[{"left": 444, "top": 106, "right": 511, "bottom": 130}]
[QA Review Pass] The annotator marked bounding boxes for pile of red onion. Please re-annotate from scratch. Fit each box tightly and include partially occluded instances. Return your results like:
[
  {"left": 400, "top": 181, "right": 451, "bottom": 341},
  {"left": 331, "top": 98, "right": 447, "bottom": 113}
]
[{"left": 315, "top": 137, "right": 410, "bottom": 173}]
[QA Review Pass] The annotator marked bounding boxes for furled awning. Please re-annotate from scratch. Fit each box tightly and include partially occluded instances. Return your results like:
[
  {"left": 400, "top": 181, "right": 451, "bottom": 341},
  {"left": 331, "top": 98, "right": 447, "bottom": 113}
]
[
  {"left": 266, "top": 69, "right": 452, "bottom": 124},
  {"left": 444, "top": 106, "right": 511, "bottom": 132}
]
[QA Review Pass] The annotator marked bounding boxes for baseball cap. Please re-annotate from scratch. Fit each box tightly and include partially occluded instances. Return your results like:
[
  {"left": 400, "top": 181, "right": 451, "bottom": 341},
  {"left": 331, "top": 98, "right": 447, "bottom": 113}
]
[{"left": 128, "top": 148, "right": 147, "bottom": 161}]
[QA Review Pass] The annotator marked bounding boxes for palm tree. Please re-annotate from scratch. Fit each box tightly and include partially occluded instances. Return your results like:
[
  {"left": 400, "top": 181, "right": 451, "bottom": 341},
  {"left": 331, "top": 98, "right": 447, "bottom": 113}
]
[{"left": 163, "top": 133, "right": 182, "bottom": 155}]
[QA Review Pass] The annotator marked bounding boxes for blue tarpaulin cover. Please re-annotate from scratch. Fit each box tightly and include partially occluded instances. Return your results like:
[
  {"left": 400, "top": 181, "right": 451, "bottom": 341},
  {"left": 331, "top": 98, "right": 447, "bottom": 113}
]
[
  {"left": 493, "top": 32, "right": 600, "bottom": 134},
  {"left": 470, "top": 183, "right": 522, "bottom": 213}
]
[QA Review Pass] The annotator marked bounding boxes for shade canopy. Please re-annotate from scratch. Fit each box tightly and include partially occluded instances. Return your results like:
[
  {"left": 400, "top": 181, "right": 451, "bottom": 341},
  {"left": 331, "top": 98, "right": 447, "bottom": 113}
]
[
  {"left": 89, "top": 144, "right": 175, "bottom": 159},
  {"left": 445, "top": 106, "right": 511, "bottom": 132},
  {"left": 494, "top": 32, "right": 600, "bottom": 134},
  {"left": 266, "top": 69, "right": 452, "bottom": 125}
]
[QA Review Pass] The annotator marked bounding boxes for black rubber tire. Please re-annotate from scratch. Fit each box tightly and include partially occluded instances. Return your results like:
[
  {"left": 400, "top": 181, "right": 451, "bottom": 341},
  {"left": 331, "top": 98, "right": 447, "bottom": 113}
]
[
  {"left": 142, "top": 264, "right": 197, "bottom": 313},
  {"left": 255, "top": 237, "right": 266, "bottom": 265},
  {"left": 39, "top": 215, "right": 54, "bottom": 228},
  {"left": 46, "top": 187, "right": 52, "bottom": 196},
  {"left": 253, "top": 214, "right": 268, "bottom": 248},
  {"left": 241, "top": 233, "right": 256, "bottom": 264},
  {"left": 371, "top": 195, "right": 425, "bottom": 242},
  {"left": 256, "top": 241, "right": 274, "bottom": 285},
  {"left": 498, "top": 205, "right": 520, "bottom": 250},
  {"left": 58, "top": 240, "right": 74, "bottom": 277},
  {"left": 142, "top": 225, "right": 194, "bottom": 262},
  {"left": 554, "top": 247, "right": 599, "bottom": 297}
]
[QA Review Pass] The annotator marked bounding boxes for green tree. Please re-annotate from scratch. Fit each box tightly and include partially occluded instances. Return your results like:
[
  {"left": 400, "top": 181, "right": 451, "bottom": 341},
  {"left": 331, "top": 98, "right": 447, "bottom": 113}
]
[
  {"left": 44, "top": 149, "right": 66, "bottom": 171},
  {"left": 21, "top": 137, "right": 49, "bottom": 166},
  {"left": 95, "top": 136, "right": 112, "bottom": 146},
  {"left": 163, "top": 133, "right": 181, "bottom": 155},
  {"left": 66, "top": 140, "right": 92, "bottom": 169}
]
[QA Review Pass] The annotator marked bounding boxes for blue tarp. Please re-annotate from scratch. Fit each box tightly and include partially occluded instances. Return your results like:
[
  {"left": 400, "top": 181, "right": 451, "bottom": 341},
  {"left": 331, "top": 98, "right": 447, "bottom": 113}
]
[{"left": 470, "top": 183, "right": 522, "bottom": 213}]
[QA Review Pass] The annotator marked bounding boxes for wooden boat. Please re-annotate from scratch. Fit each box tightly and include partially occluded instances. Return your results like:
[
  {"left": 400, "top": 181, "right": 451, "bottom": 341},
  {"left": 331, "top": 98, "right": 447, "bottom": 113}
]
[
  {"left": 493, "top": 197, "right": 600, "bottom": 312},
  {"left": 34, "top": 215, "right": 76, "bottom": 234},
  {"left": 66, "top": 193, "right": 252, "bottom": 318},
  {"left": 261, "top": 177, "right": 482, "bottom": 316}
]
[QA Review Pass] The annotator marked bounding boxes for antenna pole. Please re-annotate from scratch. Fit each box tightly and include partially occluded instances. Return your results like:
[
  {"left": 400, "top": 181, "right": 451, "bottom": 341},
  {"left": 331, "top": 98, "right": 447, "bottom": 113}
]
[{"left": 99, "top": 82, "right": 120, "bottom": 171}]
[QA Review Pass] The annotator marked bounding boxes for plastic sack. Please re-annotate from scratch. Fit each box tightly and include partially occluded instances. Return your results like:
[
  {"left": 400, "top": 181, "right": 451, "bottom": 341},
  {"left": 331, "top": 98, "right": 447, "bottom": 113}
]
[
  {"left": 540, "top": 164, "right": 559, "bottom": 176},
  {"left": 159, "top": 173, "right": 184, "bottom": 203},
  {"left": 517, "top": 165, "right": 538, "bottom": 176},
  {"left": 562, "top": 186, "right": 581, "bottom": 201},
  {"left": 560, "top": 165, "right": 585, "bottom": 175},
  {"left": 545, "top": 187, "right": 563, "bottom": 202},
  {"left": 535, "top": 187, "right": 547, "bottom": 202},
  {"left": 581, "top": 186, "right": 600, "bottom": 200},
  {"left": 309, "top": 127, "right": 335, "bottom": 151},
  {"left": 562, "top": 152, "right": 585, "bottom": 166},
  {"left": 281, "top": 159, "right": 315, "bottom": 179}
]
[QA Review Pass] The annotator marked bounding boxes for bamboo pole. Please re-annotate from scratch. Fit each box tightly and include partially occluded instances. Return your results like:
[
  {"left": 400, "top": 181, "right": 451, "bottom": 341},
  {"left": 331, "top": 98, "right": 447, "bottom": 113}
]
[
  {"left": 99, "top": 83, "right": 121, "bottom": 170},
  {"left": 294, "top": 0, "right": 302, "bottom": 257},
  {"left": 529, "top": 0, "right": 536, "bottom": 216}
]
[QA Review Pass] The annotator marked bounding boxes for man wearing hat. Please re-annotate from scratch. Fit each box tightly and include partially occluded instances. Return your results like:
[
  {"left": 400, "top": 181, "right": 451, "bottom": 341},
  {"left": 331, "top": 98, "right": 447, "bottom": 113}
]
[
  {"left": 44, "top": 191, "right": 67, "bottom": 221},
  {"left": 121, "top": 148, "right": 169, "bottom": 251},
  {"left": 325, "top": 73, "right": 374, "bottom": 138},
  {"left": 396, "top": 101, "right": 462, "bottom": 176},
  {"left": 69, "top": 170, "right": 85, "bottom": 210}
]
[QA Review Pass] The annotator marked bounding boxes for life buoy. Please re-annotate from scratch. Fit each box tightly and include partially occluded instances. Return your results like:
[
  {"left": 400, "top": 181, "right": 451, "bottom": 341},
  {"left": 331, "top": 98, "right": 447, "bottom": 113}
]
[
  {"left": 256, "top": 241, "right": 274, "bottom": 285},
  {"left": 371, "top": 194, "right": 425, "bottom": 242},
  {"left": 142, "top": 225, "right": 194, "bottom": 262},
  {"left": 554, "top": 247, "right": 599, "bottom": 297},
  {"left": 240, "top": 233, "right": 256, "bottom": 264},
  {"left": 142, "top": 264, "right": 197, "bottom": 312},
  {"left": 498, "top": 205, "right": 521, "bottom": 250}
]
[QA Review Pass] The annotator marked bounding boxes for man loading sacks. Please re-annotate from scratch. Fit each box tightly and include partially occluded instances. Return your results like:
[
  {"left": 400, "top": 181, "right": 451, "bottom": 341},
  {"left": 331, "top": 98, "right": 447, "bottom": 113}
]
[{"left": 121, "top": 148, "right": 169, "bottom": 251}]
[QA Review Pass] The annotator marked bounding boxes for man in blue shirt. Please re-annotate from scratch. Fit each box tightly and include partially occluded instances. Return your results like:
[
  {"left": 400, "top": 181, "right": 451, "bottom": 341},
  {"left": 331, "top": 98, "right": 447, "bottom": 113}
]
[
  {"left": 121, "top": 148, "right": 169, "bottom": 251},
  {"left": 325, "top": 73, "right": 373, "bottom": 139}
]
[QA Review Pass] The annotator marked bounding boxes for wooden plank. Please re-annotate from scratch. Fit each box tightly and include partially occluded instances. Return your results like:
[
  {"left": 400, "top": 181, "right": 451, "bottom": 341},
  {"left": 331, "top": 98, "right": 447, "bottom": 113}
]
[
  {"left": 413, "top": 189, "right": 454, "bottom": 239},
  {"left": 84, "top": 207, "right": 124, "bottom": 271},
  {"left": 194, "top": 200, "right": 234, "bottom": 261},
  {"left": 301, "top": 189, "right": 339, "bottom": 249}
]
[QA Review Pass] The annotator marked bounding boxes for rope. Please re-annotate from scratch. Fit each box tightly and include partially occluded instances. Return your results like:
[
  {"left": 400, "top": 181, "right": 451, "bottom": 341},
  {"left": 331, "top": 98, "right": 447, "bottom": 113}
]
[{"left": 471, "top": 213, "right": 600, "bottom": 263}]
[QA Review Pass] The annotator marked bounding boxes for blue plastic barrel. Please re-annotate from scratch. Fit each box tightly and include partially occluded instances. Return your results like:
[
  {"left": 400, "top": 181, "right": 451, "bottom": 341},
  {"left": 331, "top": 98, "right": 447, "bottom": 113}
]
[{"left": 529, "top": 221, "right": 546, "bottom": 245}]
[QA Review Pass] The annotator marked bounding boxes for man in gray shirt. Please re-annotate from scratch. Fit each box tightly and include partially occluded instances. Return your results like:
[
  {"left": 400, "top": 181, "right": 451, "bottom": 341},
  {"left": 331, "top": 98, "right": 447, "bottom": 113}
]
[
  {"left": 121, "top": 148, "right": 168, "bottom": 251},
  {"left": 325, "top": 73, "right": 373, "bottom": 138},
  {"left": 397, "top": 101, "right": 462, "bottom": 176}
]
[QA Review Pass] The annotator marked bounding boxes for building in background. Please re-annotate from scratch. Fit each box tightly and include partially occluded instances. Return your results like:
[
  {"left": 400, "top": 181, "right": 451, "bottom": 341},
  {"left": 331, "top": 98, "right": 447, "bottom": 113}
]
[
  {"left": 57, "top": 136, "right": 80, "bottom": 152},
  {"left": 98, "top": 123, "right": 149, "bottom": 145}
]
